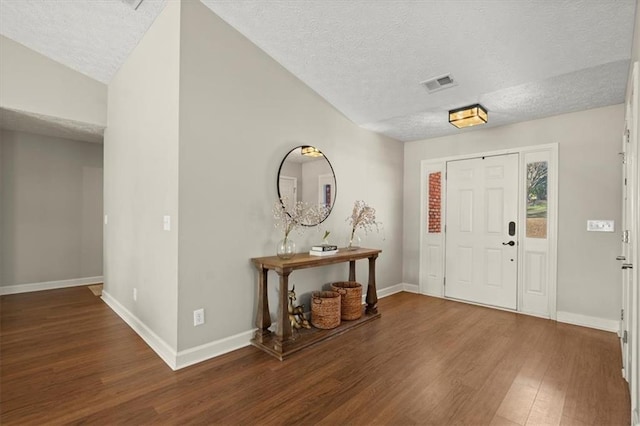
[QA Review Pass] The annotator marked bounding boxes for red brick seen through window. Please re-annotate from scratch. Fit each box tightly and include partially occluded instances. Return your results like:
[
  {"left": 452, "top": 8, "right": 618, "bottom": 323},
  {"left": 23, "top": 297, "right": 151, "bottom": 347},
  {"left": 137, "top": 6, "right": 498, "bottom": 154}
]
[{"left": 428, "top": 172, "right": 441, "bottom": 233}]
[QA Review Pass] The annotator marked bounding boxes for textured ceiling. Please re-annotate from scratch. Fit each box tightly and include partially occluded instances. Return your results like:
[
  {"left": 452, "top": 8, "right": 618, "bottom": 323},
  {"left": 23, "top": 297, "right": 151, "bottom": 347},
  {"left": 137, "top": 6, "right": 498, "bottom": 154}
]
[
  {"left": 201, "top": 0, "right": 636, "bottom": 141},
  {"left": 0, "top": 108, "right": 105, "bottom": 143},
  {"left": 0, "top": 0, "right": 167, "bottom": 84},
  {"left": 0, "top": 0, "right": 636, "bottom": 142}
]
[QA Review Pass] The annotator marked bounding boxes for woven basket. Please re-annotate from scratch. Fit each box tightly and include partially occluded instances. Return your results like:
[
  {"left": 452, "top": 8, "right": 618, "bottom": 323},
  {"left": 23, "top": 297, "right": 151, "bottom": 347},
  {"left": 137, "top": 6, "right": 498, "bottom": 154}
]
[
  {"left": 331, "top": 281, "right": 363, "bottom": 320},
  {"left": 311, "top": 291, "right": 341, "bottom": 329}
]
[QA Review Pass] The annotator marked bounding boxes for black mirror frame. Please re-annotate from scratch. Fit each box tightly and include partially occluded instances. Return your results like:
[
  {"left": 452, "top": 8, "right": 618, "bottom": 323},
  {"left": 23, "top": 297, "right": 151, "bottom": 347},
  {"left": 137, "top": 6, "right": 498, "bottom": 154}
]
[{"left": 276, "top": 145, "right": 337, "bottom": 227}]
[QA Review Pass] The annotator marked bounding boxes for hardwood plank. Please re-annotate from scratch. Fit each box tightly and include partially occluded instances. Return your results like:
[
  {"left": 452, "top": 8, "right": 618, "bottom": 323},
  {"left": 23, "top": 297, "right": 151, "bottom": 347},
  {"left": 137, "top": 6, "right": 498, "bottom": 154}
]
[
  {"left": 560, "top": 414, "right": 593, "bottom": 426},
  {"left": 0, "top": 288, "right": 630, "bottom": 425},
  {"left": 491, "top": 414, "right": 523, "bottom": 426},
  {"left": 558, "top": 324, "right": 630, "bottom": 425},
  {"left": 526, "top": 385, "right": 565, "bottom": 426},
  {"left": 495, "top": 382, "right": 539, "bottom": 425}
]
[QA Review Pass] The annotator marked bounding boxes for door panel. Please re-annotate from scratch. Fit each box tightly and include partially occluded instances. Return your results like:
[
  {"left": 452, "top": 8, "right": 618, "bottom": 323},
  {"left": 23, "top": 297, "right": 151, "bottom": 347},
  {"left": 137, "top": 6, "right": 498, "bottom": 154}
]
[
  {"left": 278, "top": 176, "right": 297, "bottom": 211},
  {"left": 445, "top": 154, "right": 519, "bottom": 309},
  {"left": 458, "top": 246, "right": 473, "bottom": 283},
  {"left": 485, "top": 248, "right": 503, "bottom": 287},
  {"left": 459, "top": 190, "right": 473, "bottom": 232},
  {"left": 486, "top": 188, "right": 504, "bottom": 234}
]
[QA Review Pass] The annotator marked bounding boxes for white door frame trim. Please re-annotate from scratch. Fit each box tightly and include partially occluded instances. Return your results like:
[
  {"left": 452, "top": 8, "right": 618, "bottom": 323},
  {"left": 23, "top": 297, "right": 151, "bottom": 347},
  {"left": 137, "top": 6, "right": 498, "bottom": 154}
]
[
  {"left": 317, "top": 173, "right": 334, "bottom": 206},
  {"left": 419, "top": 143, "right": 559, "bottom": 320},
  {"left": 624, "top": 60, "right": 640, "bottom": 426}
]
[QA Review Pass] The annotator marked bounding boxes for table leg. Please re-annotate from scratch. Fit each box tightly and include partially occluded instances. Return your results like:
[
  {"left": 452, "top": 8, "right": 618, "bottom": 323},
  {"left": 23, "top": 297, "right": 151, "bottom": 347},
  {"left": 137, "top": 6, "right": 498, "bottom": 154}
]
[
  {"left": 274, "top": 268, "right": 293, "bottom": 350},
  {"left": 253, "top": 265, "right": 271, "bottom": 343},
  {"left": 366, "top": 254, "right": 379, "bottom": 314},
  {"left": 349, "top": 260, "right": 356, "bottom": 282}
]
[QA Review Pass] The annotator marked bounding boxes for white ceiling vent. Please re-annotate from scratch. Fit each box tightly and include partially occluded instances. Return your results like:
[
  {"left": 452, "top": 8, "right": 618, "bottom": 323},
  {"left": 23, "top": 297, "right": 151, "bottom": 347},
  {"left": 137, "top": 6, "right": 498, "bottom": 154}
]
[{"left": 421, "top": 74, "right": 458, "bottom": 94}]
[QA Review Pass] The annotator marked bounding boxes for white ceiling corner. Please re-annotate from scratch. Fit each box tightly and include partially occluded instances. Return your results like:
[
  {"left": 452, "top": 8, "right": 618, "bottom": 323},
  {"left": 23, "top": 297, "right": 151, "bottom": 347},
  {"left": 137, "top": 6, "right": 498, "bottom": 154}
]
[
  {"left": 0, "top": 0, "right": 168, "bottom": 84},
  {"left": 0, "top": 0, "right": 636, "bottom": 142},
  {"left": 0, "top": 108, "right": 105, "bottom": 143}
]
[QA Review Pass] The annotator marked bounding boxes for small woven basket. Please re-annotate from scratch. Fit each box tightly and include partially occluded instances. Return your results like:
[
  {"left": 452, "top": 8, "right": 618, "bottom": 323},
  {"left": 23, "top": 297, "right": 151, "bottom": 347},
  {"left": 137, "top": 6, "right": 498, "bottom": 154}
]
[
  {"left": 311, "top": 291, "right": 341, "bottom": 329},
  {"left": 331, "top": 281, "right": 363, "bottom": 320}
]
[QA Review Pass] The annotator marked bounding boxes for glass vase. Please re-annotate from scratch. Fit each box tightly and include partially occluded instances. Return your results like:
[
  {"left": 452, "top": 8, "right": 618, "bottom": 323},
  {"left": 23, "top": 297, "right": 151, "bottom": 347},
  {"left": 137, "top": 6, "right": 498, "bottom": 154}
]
[
  {"left": 346, "top": 230, "right": 361, "bottom": 251},
  {"left": 277, "top": 237, "right": 296, "bottom": 259}
]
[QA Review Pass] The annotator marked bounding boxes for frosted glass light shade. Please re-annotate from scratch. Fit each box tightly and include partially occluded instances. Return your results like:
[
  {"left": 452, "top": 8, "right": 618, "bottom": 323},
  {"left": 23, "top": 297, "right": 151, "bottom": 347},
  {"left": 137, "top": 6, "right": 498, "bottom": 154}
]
[{"left": 449, "top": 104, "right": 488, "bottom": 128}]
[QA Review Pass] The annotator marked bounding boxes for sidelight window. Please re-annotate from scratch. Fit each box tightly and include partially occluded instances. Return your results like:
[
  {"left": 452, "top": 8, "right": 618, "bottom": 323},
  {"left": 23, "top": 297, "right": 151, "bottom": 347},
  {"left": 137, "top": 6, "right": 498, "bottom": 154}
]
[{"left": 526, "top": 161, "right": 548, "bottom": 238}]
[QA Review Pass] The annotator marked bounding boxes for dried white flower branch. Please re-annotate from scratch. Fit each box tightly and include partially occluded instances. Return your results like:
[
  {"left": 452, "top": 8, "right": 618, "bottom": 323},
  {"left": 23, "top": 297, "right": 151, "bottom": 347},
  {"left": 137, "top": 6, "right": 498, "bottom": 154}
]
[
  {"left": 273, "top": 198, "right": 329, "bottom": 242},
  {"left": 346, "top": 200, "right": 382, "bottom": 246}
]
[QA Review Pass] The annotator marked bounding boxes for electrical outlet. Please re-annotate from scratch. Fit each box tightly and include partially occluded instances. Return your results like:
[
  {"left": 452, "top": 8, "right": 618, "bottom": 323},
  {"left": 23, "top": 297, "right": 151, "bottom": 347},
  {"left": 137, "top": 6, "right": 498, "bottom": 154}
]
[
  {"left": 193, "top": 308, "right": 205, "bottom": 326},
  {"left": 133, "top": 288, "right": 137, "bottom": 301}
]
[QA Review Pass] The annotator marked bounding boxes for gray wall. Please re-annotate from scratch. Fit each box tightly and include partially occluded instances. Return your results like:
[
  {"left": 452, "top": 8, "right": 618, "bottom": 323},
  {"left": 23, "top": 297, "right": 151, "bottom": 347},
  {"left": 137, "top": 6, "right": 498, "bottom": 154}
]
[
  {"left": 301, "top": 157, "right": 334, "bottom": 206},
  {"left": 176, "top": 0, "right": 403, "bottom": 351},
  {"left": 403, "top": 104, "right": 624, "bottom": 322},
  {"left": 0, "top": 129, "right": 103, "bottom": 287},
  {"left": 104, "top": 0, "right": 181, "bottom": 349},
  {"left": 279, "top": 160, "right": 303, "bottom": 201},
  {"left": 631, "top": 0, "right": 640, "bottom": 69},
  {"left": 0, "top": 35, "right": 107, "bottom": 127}
]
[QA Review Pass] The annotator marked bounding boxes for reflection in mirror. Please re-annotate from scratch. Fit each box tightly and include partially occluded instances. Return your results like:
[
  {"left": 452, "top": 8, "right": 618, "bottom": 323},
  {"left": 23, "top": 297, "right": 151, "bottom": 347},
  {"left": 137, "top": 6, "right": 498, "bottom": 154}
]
[{"left": 277, "top": 146, "right": 337, "bottom": 226}]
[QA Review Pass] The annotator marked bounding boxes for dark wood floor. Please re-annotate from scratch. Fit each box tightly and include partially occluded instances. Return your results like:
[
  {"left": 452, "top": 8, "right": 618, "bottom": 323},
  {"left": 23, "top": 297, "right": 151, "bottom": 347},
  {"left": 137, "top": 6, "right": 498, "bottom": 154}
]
[{"left": 0, "top": 287, "right": 630, "bottom": 425}]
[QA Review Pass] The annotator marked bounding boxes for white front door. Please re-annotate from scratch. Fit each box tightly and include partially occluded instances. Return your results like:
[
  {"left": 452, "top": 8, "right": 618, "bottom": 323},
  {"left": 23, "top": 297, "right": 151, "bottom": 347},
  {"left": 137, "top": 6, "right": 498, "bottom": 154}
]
[{"left": 445, "top": 154, "right": 519, "bottom": 309}]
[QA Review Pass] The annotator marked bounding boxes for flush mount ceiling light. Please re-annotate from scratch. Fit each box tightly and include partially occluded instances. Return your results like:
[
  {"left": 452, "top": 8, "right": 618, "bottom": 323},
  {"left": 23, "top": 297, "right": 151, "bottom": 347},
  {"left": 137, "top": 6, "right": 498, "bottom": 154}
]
[
  {"left": 301, "top": 146, "right": 323, "bottom": 157},
  {"left": 449, "top": 104, "right": 488, "bottom": 129}
]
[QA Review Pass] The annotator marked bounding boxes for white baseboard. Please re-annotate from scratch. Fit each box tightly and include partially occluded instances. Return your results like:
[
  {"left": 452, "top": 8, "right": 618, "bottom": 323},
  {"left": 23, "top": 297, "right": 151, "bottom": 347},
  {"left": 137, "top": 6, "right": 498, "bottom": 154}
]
[
  {"left": 102, "top": 289, "right": 255, "bottom": 371},
  {"left": 556, "top": 311, "right": 620, "bottom": 333},
  {"left": 176, "top": 329, "right": 254, "bottom": 370},
  {"left": 402, "top": 283, "right": 420, "bottom": 294},
  {"left": 377, "top": 283, "right": 404, "bottom": 299},
  {"left": 411, "top": 287, "right": 616, "bottom": 334},
  {"left": 101, "top": 290, "right": 178, "bottom": 370},
  {"left": 0, "top": 276, "right": 103, "bottom": 295},
  {"left": 178, "top": 282, "right": 416, "bottom": 369},
  {"left": 102, "top": 282, "right": 438, "bottom": 370},
  {"left": 416, "top": 295, "right": 615, "bottom": 333},
  {"left": 360, "top": 282, "right": 410, "bottom": 303}
]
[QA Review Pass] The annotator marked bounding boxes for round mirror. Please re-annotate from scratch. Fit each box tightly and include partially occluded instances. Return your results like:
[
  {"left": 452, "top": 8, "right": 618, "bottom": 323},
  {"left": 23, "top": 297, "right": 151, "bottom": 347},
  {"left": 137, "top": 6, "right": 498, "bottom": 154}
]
[{"left": 277, "top": 145, "right": 337, "bottom": 226}]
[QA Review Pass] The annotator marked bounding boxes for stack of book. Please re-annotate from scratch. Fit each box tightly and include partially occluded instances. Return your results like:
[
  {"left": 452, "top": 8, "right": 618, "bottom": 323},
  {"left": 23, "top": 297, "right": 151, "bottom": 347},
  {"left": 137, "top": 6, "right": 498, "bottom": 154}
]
[{"left": 309, "top": 244, "right": 338, "bottom": 256}]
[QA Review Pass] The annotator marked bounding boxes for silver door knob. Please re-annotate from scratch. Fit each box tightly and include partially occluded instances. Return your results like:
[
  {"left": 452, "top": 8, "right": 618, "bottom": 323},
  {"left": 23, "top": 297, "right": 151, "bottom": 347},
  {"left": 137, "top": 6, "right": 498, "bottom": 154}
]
[{"left": 622, "top": 263, "right": 633, "bottom": 270}]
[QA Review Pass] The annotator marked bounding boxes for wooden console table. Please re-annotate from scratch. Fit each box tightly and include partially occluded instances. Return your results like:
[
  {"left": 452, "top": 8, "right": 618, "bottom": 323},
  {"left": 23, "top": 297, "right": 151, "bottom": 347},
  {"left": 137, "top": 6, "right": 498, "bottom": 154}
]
[{"left": 250, "top": 247, "right": 382, "bottom": 360}]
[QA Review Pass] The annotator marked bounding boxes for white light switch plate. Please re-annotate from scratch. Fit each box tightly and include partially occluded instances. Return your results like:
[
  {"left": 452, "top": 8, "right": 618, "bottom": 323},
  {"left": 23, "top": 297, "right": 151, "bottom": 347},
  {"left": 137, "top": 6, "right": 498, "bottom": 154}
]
[
  {"left": 587, "top": 220, "right": 614, "bottom": 232},
  {"left": 163, "top": 215, "right": 171, "bottom": 231}
]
